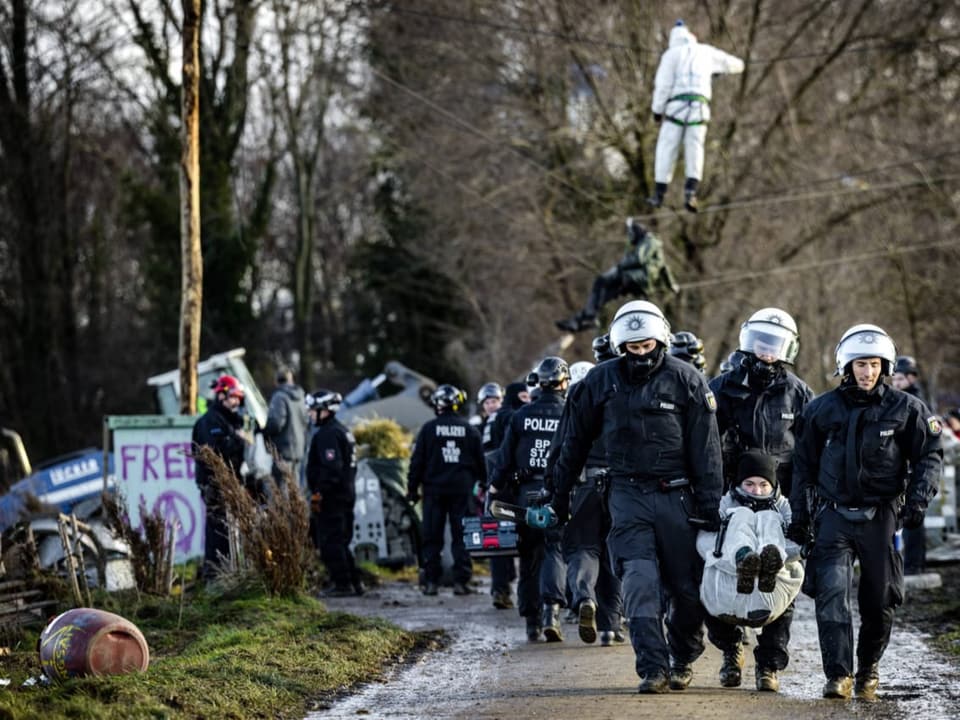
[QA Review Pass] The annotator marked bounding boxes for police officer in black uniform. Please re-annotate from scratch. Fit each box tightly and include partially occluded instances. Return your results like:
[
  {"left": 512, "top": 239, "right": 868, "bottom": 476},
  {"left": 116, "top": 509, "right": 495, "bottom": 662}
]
[
  {"left": 306, "top": 389, "right": 363, "bottom": 597},
  {"left": 407, "top": 385, "right": 486, "bottom": 596},
  {"left": 485, "top": 381, "right": 529, "bottom": 608},
  {"left": 488, "top": 358, "right": 569, "bottom": 642},
  {"left": 891, "top": 355, "right": 932, "bottom": 575},
  {"left": 553, "top": 301, "right": 723, "bottom": 693},
  {"left": 547, "top": 336, "right": 624, "bottom": 647},
  {"left": 789, "top": 324, "right": 942, "bottom": 700},
  {"left": 706, "top": 308, "right": 814, "bottom": 691},
  {"left": 192, "top": 374, "right": 252, "bottom": 581},
  {"left": 476, "top": 381, "right": 514, "bottom": 609}
]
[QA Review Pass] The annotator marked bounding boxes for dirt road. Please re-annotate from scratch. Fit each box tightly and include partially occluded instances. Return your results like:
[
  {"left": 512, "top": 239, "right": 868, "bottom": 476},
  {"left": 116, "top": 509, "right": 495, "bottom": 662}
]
[{"left": 309, "top": 577, "right": 959, "bottom": 720}]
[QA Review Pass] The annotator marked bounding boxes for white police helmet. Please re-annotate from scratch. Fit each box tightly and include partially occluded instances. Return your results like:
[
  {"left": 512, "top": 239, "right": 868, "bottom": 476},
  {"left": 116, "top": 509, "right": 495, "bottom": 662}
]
[
  {"left": 569, "top": 361, "right": 595, "bottom": 386},
  {"left": 835, "top": 324, "right": 897, "bottom": 376},
  {"left": 609, "top": 300, "right": 671, "bottom": 354},
  {"left": 738, "top": 307, "right": 800, "bottom": 364}
]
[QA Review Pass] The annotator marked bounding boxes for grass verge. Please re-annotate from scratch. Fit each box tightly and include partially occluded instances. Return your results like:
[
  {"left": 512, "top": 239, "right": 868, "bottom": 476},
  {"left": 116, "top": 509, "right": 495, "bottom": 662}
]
[{"left": 0, "top": 583, "right": 423, "bottom": 719}]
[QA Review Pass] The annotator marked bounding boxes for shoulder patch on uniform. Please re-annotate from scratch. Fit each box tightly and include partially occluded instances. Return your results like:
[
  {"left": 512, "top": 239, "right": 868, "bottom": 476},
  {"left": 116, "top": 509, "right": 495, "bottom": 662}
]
[
  {"left": 927, "top": 415, "right": 943, "bottom": 435},
  {"left": 705, "top": 391, "right": 717, "bottom": 412}
]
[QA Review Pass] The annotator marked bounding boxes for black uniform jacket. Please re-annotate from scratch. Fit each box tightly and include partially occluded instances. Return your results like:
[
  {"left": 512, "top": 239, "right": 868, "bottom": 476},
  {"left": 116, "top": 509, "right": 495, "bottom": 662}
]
[
  {"left": 553, "top": 354, "right": 723, "bottom": 517},
  {"left": 307, "top": 417, "right": 357, "bottom": 507},
  {"left": 192, "top": 402, "right": 246, "bottom": 493},
  {"left": 791, "top": 382, "right": 942, "bottom": 512},
  {"left": 488, "top": 390, "right": 566, "bottom": 491},
  {"left": 545, "top": 378, "right": 608, "bottom": 496},
  {"left": 408, "top": 411, "right": 486, "bottom": 497},
  {"left": 709, "top": 366, "right": 813, "bottom": 488}
]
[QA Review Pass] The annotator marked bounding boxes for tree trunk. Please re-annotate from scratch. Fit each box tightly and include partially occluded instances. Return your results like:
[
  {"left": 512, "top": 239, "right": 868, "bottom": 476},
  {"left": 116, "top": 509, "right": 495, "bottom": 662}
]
[
  {"left": 293, "top": 161, "right": 314, "bottom": 389},
  {"left": 179, "top": 0, "right": 203, "bottom": 415}
]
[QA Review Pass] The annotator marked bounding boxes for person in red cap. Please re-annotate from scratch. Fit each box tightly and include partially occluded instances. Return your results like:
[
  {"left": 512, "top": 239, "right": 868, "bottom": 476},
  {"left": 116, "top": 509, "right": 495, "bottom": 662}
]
[{"left": 192, "top": 374, "right": 252, "bottom": 581}]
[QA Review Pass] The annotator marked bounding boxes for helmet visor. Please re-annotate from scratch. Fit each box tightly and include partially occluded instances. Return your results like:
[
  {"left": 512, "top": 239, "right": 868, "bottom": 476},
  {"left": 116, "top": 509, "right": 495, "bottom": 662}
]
[{"left": 739, "top": 326, "right": 797, "bottom": 364}]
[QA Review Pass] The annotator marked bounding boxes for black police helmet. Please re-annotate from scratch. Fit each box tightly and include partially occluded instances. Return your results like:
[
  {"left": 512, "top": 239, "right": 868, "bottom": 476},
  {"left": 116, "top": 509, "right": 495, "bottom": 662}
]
[
  {"left": 894, "top": 355, "right": 919, "bottom": 376},
  {"left": 532, "top": 356, "right": 569, "bottom": 389},
  {"left": 592, "top": 334, "right": 617, "bottom": 363},
  {"left": 625, "top": 216, "right": 648, "bottom": 245},
  {"left": 476, "top": 382, "right": 504, "bottom": 404},
  {"left": 306, "top": 389, "right": 342, "bottom": 414},
  {"left": 670, "top": 331, "right": 704, "bottom": 358},
  {"left": 430, "top": 384, "right": 465, "bottom": 412},
  {"left": 670, "top": 331, "right": 706, "bottom": 371}
]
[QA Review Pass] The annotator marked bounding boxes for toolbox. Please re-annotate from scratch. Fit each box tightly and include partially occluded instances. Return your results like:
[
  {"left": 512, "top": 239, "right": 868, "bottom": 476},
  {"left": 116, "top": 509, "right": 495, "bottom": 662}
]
[{"left": 463, "top": 515, "right": 519, "bottom": 557}]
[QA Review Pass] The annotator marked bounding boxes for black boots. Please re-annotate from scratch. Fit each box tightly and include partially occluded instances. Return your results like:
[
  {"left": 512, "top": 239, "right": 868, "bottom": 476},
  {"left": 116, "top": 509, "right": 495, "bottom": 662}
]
[
  {"left": 577, "top": 599, "right": 597, "bottom": 644},
  {"left": 854, "top": 664, "right": 879, "bottom": 700},
  {"left": 646, "top": 180, "right": 699, "bottom": 212},
  {"left": 684, "top": 178, "right": 699, "bottom": 212},
  {"left": 555, "top": 312, "right": 599, "bottom": 334},
  {"left": 758, "top": 544, "right": 784, "bottom": 592},
  {"left": 647, "top": 182, "right": 668, "bottom": 209},
  {"left": 735, "top": 546, "right": 761, "bottom": 594},
  {"left": 823, "top": 675, "right": 853, "bottom": 699},
  {"left": 683, "top": 178, "right": 700, "bottom": 212},
  {"left": 756, "top": 667, "right": 780, "bottom": 692},
  {"left": 718, "top": 645, "right": 745, "bottom": 687},
  {"left": 637, "top": 671, "right": 670, "bottom": 694},
  {"left": 542, "top": 603, "right": 564, "bottom": 642},
  {"left": 669, "top": 664, "right": 693, "bottom": 690}
]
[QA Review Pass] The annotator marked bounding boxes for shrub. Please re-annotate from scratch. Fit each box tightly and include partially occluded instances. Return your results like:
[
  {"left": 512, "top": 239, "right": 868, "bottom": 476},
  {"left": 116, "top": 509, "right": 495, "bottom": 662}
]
[
  {"left": 193, "top": 447, "right": 311, "bottom": 596},
  {"left": 351, "top": 418, "right": 413, "bottom": 459}
]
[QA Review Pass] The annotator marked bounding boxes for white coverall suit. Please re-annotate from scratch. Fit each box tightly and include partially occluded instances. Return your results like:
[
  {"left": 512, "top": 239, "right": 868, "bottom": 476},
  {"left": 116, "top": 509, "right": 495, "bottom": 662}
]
[{"left": 651, "top": 24, "right": 744, "bottom": 190}]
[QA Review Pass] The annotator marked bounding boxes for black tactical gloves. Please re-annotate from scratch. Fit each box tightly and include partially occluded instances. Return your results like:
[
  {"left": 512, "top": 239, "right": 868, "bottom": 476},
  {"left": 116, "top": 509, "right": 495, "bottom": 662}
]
[
  {"left": 899, "top": 503, "right": 926, "bottom": 530},
  {"left": 786, "top": 520, "right": 811, "bottom": 546},
  {"left": 549, "top": 491, "right": 570, "bottom": 526}
]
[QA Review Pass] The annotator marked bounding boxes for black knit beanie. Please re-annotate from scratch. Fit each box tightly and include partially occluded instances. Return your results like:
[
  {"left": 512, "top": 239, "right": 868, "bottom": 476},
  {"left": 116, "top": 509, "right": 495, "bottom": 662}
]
[{"left": 736, "top": 449, "right": 778, "bottom": 489}]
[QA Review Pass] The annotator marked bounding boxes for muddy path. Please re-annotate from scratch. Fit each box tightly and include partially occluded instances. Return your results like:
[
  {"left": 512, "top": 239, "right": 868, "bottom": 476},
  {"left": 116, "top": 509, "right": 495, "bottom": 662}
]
[{"left": 309, "top": 576, "right": 959, "bottom": 720}]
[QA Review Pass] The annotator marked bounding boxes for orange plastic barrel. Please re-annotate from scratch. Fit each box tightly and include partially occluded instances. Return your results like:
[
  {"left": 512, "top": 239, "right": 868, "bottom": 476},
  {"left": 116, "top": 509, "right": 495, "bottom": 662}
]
[{"left": 39, "top": 608, "right": 150, "bottom": 681}]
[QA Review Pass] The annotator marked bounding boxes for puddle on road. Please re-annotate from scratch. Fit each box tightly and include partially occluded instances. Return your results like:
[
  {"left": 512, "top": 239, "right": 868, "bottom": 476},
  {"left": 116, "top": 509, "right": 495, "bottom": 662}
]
[{"left": 308, "top": 581, "right": 960, "bottom": 720}]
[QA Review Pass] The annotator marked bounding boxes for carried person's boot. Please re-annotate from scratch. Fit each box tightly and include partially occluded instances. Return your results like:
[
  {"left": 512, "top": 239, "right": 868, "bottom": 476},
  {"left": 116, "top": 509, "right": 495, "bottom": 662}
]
[
  {"left": 758, "top": 544, "right": 784, "bottom": 593},
  {"left": 541, "top": 603, "right": 564, "bottom": 642},
  {"left": 735, "top": 546, "right": 760, "bottom": 594}
]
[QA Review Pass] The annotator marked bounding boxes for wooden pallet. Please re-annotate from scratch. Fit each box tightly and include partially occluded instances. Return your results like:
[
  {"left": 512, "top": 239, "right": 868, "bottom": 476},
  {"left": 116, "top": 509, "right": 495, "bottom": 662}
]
[{"left": 0, "top": 579, "right": 57, "bottom": 629}]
